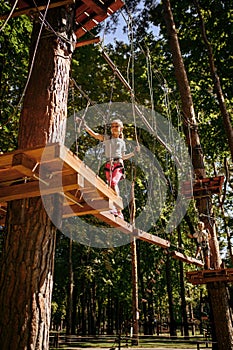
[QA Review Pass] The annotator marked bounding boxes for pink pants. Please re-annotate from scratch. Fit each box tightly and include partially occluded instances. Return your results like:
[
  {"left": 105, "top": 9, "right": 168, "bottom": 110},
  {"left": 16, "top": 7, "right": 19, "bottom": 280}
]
[{"left": 104, "top": 161, "right": 124, "bottom": 189}]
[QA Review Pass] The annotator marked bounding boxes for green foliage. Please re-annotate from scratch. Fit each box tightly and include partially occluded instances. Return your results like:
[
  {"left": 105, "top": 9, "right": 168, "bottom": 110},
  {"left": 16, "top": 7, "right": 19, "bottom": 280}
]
[{"left": 0, "top": 2, "right": 32, "bottom": 152}]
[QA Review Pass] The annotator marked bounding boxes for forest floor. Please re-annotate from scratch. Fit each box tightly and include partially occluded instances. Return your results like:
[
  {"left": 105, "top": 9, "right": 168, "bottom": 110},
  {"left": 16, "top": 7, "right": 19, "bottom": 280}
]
[{"left": 49, "top": 334, "right": 213, "bottom": 350}]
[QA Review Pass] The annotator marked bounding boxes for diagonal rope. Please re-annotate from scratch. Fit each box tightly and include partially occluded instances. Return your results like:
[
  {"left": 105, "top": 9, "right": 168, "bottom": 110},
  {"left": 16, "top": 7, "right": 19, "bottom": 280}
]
[{"left": 0, "top": 0, "right": 19, "bottom": 32}]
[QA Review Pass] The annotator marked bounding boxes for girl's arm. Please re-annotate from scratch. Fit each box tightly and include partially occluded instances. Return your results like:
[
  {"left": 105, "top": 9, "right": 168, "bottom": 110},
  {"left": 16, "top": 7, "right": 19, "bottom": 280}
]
[
  {"left": 122, "top": 146, "right": 140, "bottom": 160},
  {"left": 85, "top": 124, "right": 104, "bottom": 141}
]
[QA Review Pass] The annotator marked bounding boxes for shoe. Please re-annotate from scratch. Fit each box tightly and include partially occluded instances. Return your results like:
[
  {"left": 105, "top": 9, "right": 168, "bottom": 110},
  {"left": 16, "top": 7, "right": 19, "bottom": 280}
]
[
  {"left": 110, "top": 205, "right": 118, "bottom": 216},
  {"left": 110, "top": 209, "right": 118, "bottom": 216},
  {"left": 117, "top": 212, "right": 124, "bottom": 220}
]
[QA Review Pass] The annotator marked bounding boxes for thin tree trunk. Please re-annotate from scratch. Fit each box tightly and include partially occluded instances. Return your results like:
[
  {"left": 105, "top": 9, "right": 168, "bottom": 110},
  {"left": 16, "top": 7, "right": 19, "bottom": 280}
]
[
  {"left": 0, "top": 5, "right": 75, "bottom": 349},
  {"left": 131, "top": 238, "right": 139, "bottom": 345},
  {"left": 165, "top": 254, "right": 177, "bottom": 337},
  {"left": 66, "top": 238, "right": 74, "bottom": 335},
  {"left": 130, "top": 181, "right": 139, "bottom": 345},
  {"left": 177, "top": 225, "right": 189, "bottom": 338},
  {"left": 71, "top": 285, "right": 77, "bottom": 334}
]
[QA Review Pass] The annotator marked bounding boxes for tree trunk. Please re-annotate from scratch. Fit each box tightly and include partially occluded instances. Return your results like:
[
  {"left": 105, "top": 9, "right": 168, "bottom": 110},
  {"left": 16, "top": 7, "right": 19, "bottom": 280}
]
[
  {"left": 66, "top": 238, "right": 74, "bottom": 335},
  {"left": 161, "top": 1, "right": 233, "bottom": 349},
  {"left": 71, "top": 285, "right": 77, "bottom": 334},
  {"left": 208, "top": 282, "right": 233, "bottom": 350},
  {"left": 0, "top": 5, "right": 75, "bottom": 349},
  {"left": 81, "top": 288, "right": 87, "bottom": 335},
  {"left": 131, "top": 237, "right": 139, "bottom": 345},
  {"left": 178, "top": 226, "right": 189, "bottom": 338},
  {"left": 165, "top": 254, "right": 177, "bottom": 337}
]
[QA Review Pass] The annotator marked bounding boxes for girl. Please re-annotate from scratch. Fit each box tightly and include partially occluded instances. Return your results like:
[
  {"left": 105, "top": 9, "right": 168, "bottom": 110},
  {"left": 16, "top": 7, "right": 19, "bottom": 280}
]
[
  {"left": 189, "top": 221, "right": 211, "bottom": 269},
  {"left": 84, "top": 119, "right": 139, "bottom": 219}
]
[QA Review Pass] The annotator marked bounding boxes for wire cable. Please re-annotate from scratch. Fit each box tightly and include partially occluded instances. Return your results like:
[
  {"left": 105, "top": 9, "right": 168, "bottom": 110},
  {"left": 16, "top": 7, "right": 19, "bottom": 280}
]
[
  {"left": 0, "top": 0, "right": 19, "bottom": 32},
  {"left": 18, "top": 0, "right": 51, "bottom": 106}
]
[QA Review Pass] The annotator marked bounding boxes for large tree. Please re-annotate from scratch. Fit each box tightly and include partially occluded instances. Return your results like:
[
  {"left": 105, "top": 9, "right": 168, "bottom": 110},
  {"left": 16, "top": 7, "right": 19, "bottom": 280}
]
[
  {"left": 0, "top": 4, "right": 75, "bottom": 349},
  {"left": 161, "top": 1, "right": 233, "bottom": 349}
]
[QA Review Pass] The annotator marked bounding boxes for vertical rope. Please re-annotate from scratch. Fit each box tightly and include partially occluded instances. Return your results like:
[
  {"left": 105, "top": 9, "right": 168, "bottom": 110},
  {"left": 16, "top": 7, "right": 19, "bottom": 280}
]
[{"left": 129, "top": 165, "right": 136, "bottom": 227}]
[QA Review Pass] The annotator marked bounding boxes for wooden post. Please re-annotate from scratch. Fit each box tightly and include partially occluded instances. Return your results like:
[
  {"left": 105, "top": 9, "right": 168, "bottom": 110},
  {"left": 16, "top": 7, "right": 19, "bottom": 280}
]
[{"left": 130, "top": 181, "right": 139, "bottom": 345}]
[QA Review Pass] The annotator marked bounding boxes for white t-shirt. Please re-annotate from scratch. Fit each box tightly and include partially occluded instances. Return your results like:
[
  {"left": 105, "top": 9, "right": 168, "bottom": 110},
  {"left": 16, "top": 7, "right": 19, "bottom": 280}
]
[
  {"left": 103, "top": 135, "right": 126, "bottom": 159},
  {"left": 193, "top": 229, "right": 209, "bottom": 243}
]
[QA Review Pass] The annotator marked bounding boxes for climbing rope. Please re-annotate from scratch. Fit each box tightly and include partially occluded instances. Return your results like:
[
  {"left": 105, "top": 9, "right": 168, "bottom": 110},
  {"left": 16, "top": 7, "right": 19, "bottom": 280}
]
[{"left": 0, "top": 0, "right": 19, "bottom": 32}]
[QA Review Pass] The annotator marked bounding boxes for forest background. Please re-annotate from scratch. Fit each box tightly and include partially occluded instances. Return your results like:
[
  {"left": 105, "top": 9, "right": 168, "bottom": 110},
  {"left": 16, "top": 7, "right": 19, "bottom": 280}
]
[{"left": 0, "top": 0, "right": 233, "bottom": 340}]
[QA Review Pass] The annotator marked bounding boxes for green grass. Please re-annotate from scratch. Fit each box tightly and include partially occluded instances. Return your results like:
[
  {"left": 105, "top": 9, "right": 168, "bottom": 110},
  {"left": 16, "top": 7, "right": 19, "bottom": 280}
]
[{"left": 49, "top": 334, "right": 208, "bottom": 349}]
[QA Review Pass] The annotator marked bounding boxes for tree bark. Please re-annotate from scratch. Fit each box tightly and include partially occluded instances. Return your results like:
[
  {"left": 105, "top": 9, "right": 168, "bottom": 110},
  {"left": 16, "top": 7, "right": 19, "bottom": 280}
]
[
  {"left": 131, "top": 237, "right": 139, "bottom": 345},
  {"left": 66, "top": 238, "right": 74, "bottom": 335},
  {"left": 178, "top": 225, "right": 189, "bottom": 338},
  {"left": 165, "top": 254, "right": 177, "bottom": 337},
  {"left": 161, "top": 1, "right": 233, "bottom": 349},
  {"left": 0, "top": 5, "right": 75, "bottom": 349}
]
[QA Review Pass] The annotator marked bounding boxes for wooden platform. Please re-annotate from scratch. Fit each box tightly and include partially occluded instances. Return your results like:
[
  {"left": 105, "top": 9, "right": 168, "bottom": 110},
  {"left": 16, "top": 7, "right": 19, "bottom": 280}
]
[
  {"left": 186, "top": 268, "right": 233, "bottom": 285},
  {"left": 2, "top": 0, "right": 125, "bottom": 42},
  {"left": 74, "top": 0, "right": 124, "bottom": 39},
  {"left": 0, "top": 143, "right": 172, "bottom": 249},
  {"left": 0, "top": 144, "right": 215, "bottom": 263},
  {"left": 0, "top": 143, "right": 122, "bottom": 211},
  {"left": 181, "top": 176, "right": 224, "bottom": 199}
]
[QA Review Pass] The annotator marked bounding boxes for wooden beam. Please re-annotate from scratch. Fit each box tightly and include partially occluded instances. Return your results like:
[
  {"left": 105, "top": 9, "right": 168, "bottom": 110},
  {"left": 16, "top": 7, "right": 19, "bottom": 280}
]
[
  {"left": 75, "top": 0, "right": 124, "bottom": 38},
  {"left": 63, "top": 199, "right": 114, "bottom": 217},
  {"left": 93, "top": 212, "right": 173, "bottom": 249},
  {"left": 133, "top": 229, "right": 170, "bottom": 248},
  {"left": 0, "top": 0, "right": 75, "bottom": 20},
  {"left": 94, "top": 211, "right": 134, "bottom": 234},
  {"left": 76, "top": 37, "right": 100, "bottom": 47},
  {"left": 186, "top": 268, "right": 233, "bottom": 285},
  {"left": 0, "top": 173, "right": 79, "bottom": 201},
  {"left": 12, "top": 152, "right": 39, "bottom": 177},
  {"left": 81, "top": 0, "right": 107, "bottom": 15},
  {"left": 171, "top": 251, "right": 204, "bottom": 267},
  {"left": 58, "top": 144, "right": 123, "bottom": 209},
  {"left": 0, "top": 143, "right": 123, "bottom": 208}
]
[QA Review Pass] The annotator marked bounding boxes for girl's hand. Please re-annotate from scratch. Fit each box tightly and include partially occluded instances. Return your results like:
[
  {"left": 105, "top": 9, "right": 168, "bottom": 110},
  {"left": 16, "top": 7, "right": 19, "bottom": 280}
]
[
  {"left": 76, "top": 117, "right": 86, "bottom": 127},
  {"left": 135, "top": 145, "right": 140, "bottom": 153}
]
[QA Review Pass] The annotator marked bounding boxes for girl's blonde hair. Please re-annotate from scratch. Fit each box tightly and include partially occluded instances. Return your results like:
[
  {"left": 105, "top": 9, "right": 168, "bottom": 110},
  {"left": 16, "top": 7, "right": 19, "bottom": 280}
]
[
  {"left": 198, "top": 221, "right": 205, "bottom": 229},
  {"left": 111, "top": 119, "right": 124, "bottom": 139}
]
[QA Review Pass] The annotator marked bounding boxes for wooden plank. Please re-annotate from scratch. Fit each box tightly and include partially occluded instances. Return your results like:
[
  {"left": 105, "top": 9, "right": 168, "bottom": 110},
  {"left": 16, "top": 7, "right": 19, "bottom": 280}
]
[
  {"left": 0, "top": 0, "right": 75, "bottom": 20},
  {"left": 0, "top": 168, "right": 30, "bottom": 185},
  {"left": 133, "top": 228, "right": 170, "bottom": 248},
  {"left": 75, "top": 17, "right": 99, "bottom": 38},
  {"left": 75, "top": 0, "right": 124, "bottom": 38},
  {"left": 0, "top": 173, "right": 79, "bottom": 201},
  {"left": 12, "top": 152, "right": 39, "bottom": 177},
  {"left": 76, "top": 37, "right": 100, "bottom": 47},
  {"left": 107, "top": 0, "right": 124, "bottom": 13},
  {"left": 171, "top": 251, "right": 204, "bottom": 267},
  {"left": 81, "top": 0, "right": 107, "bottom": 15},
  {"left": 94, "top": 211, "right": 134, "bottom": 234},
  {"left": 0, "top": 143, "right": 57, "bottom": 168},
  {"left": 0, "top": 181, "right": 40, "bottom": 201},
  {"left": 0, "top": 143, "right": 123, "bottom": 208},
  {"left": 58, "top": 144, "right": 123, "bottom": 209},
  {"left": 93, "top": 212, "right": 173, "bottom": 249},
  {"left": 75, "top": 3, "right": 89, "bottom": 17},
  {"left": 186, "top": 268, "right": 233, "bottom": 285},
  {"left": 63, "top": 199, "right": 113, "bottom": 217}
]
